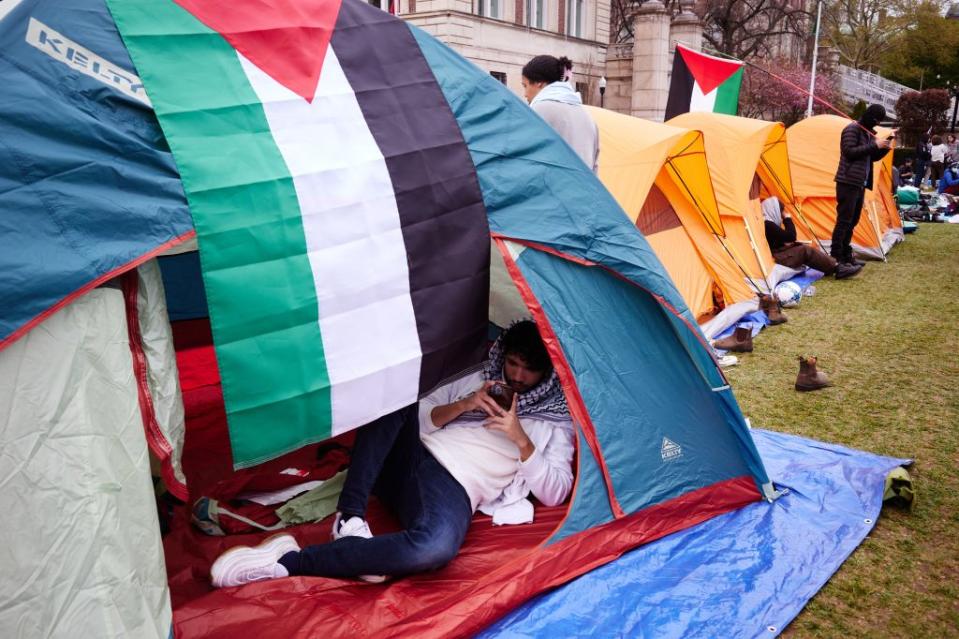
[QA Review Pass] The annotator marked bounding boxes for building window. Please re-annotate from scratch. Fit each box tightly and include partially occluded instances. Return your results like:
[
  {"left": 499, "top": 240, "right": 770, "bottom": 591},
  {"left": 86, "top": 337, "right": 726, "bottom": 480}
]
[
  {"left": 367, "top": 0, "right": 397, "bottom": 13},
  {"left": 476, "top": 0, "right": 500, "bottom": 18},
  {"left": 526, "top": 0, "right": 544, "bottom": 29},
  {"left": 490, "top": 71, "right": 507, "bottom": 84},
  {"left": 566, "top": 0, "right": 583, "bottom": 37}
]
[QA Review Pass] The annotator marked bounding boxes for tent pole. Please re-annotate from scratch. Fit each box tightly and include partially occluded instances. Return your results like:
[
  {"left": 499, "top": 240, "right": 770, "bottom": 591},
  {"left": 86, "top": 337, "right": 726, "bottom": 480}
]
[
  {"left": 743, "top": 215, "right": 773, "bottom": 292},
  {"left": 793, "top": 199, "right": 828, "bottom": 254},
  {"left": 665, "top": 158, "right": 766, "bottom": 295},
  {"left": 715, "top": 235, "right": 765, "bottom": 296},
  {"left": 869, "top": 201, "right": 888, "bottom": 262}
]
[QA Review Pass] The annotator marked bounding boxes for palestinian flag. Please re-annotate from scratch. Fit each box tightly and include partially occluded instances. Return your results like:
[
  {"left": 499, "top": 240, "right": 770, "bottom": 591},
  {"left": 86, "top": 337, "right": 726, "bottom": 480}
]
[
  {"left": 107, "top": 0, "right": 491, "bottom": 467},
  {"left": 665, "top": 44, "right": 744, "bottom": 120}
]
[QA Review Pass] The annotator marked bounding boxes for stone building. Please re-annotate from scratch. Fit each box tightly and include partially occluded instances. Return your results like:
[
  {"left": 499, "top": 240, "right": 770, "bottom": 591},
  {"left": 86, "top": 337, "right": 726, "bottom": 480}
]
[
  {"left": 395, "top": 0, "right": 611, "bottom": 104},
  {"left": 393, "top": 0, "right": 814, "bottom": 121}
]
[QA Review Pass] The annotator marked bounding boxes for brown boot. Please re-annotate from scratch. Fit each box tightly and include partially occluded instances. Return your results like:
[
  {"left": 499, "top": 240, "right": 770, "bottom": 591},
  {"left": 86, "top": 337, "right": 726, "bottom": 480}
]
[
  {"left": 795, "top": 355, "right": 832, "bottom": 391},
  {"left": 760, "top": 294, "right": 788, "bottom": 325},
  {"left": 713, "top": 326, "right": 754, "bottom": 353}
]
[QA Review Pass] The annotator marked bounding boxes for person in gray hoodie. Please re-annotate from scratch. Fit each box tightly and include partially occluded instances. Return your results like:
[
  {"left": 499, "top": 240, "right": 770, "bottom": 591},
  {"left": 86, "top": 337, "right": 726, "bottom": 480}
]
[{"left": 522, "top": 55, "right": 599, "bottom": 173}]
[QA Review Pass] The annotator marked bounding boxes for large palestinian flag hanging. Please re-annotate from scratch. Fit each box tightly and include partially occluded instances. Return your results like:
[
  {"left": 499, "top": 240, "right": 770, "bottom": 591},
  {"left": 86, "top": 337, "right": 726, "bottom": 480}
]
[
  {"left": 665, "top": 44, "right": 743, "bottom": 120},
  {"left": 106, "top": 0, "right": 491, "bottom": 467}
]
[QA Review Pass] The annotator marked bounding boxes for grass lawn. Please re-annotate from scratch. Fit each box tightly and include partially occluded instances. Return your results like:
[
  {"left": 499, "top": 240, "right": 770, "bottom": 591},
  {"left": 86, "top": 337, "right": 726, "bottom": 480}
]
[{"left": 724, "top": 224, "right": 959, "bottom": 637}]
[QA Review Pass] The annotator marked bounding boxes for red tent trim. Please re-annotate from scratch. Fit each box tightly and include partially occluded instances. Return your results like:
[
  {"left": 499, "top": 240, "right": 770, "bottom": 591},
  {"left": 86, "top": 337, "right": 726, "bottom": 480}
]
[
  {"left": 376, "top": 475, "right": 759, "bottom": 638},
  {"left": 494, "top": 238, "right": 625, "bottom": 518},
  {"left": 0, "top": 229, "right": 197, "bottom": 354},
  {"left": 493, "top": 233, "right": 728, "bottom": 384},
  {"left": 123, "top": 271, "right": 190, "bottom": 501}
]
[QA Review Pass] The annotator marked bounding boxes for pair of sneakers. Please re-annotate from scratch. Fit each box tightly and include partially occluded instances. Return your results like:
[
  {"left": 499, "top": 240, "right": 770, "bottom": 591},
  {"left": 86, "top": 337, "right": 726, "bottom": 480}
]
[{"left": 209, "top": 513, "right": 386, "bottom": 588}]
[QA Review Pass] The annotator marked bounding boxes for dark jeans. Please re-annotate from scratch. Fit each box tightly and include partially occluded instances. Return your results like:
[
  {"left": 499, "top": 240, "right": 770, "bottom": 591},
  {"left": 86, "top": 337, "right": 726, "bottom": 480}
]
[
  {"left": 278, "top": 405, "right": 472, "bottom": 578},
  {"left": 913, "top": 160, "right": 927, "bottom": 187},
  {"left": 832, "top": 182, "right": 865, "bottom": 261},
  {"left": 772, "top": 243, "right": 837, "bottom": 275}
]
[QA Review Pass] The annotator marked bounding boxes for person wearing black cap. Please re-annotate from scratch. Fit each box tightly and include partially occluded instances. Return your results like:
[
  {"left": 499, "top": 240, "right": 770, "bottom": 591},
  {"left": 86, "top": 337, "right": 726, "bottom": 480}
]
[{"left": 831, "top": 104, "right": 892, "bottom": 273}]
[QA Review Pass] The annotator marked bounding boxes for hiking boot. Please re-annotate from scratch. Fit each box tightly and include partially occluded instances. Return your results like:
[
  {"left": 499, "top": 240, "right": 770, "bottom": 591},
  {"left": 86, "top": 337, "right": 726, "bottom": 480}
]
[
  {"left": 331, "top": 513, "right": 388, "bottom": 583},
  {"left": 834, "top": 262, "right": 863, "bottom": 280},
  {"left": 210, "top": 533, "right": 300, "bottom": 588},
  {"left": 712, "top": 326, "right": 753, "bottom": 353},
  {"left": 843, "top": 254, "right": 866, "bottom": 267},
  {"left": 795, "top": 355, "right": 832, "bottom": 392},
  {"left": 760, "top": 294, "right": 788, "bottom": 325}
]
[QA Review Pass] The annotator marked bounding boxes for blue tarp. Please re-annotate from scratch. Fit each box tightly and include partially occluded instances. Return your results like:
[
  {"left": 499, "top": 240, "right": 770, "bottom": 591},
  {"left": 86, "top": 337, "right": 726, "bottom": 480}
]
[
  {"left": 481, "top": 429, "right": 908, "bottom": 639},
  {"left": 714, "top": 269, "right": 825, "bottom": 347}
]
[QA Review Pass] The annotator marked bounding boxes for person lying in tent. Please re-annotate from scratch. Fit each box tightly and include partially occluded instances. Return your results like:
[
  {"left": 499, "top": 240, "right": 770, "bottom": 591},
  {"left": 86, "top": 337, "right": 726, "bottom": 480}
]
[
  {"left": 761, "top": 196, "right": 861, "bottom": 280},
  {"left": 210, "top": 320, "right": 575, "bottom": 587}
]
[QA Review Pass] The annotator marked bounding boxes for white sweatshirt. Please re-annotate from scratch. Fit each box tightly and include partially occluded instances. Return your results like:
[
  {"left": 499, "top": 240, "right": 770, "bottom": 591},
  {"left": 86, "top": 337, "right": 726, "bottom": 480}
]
[{"left": 418, "top": 371, "right": 575, "bottom": 524}]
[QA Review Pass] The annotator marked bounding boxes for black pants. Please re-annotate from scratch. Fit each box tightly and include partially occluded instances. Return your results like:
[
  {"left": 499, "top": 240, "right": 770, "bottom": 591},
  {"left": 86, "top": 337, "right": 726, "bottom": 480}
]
[
  {"left": 772, "top": 243, "right": 837, "bottom": 275},
  {"left": 832, "top": 182, "right": 865, "bottom": 261}
]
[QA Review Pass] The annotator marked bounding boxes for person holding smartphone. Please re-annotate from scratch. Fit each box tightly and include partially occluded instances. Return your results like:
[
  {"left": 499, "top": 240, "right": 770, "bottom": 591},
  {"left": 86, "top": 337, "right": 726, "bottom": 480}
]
[
  {"left": 210, "top": 320, "right": 574, "bottom": 587},
  {"left": 831, "top": 104, "right": 893, "bottom": 268}
]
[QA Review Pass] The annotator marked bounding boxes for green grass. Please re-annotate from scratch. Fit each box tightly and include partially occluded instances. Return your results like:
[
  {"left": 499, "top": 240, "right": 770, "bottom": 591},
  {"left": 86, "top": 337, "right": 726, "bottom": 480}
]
[{"left": 723, "top": 224, "right": 959, "bottom": 637}]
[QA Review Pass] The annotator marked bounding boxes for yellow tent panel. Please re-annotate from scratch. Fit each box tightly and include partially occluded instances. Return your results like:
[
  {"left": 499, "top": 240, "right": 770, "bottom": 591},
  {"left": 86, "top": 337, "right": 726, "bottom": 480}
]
[
  {"left": 587, "top": 107, "right": 757, "bottom": 328},
  {"left": 667, "top": 112, "right": 799, "bottom": 291}
]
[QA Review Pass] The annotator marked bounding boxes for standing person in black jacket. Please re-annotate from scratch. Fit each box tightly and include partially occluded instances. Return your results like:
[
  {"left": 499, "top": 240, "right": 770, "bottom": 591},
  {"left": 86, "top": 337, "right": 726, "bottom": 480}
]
[
  {"left": 832, "top": 104, "right": 892, "bottom": 268},
  {"left": 913, "top": 133, "right": 931, "bottom": 187},
  {"left": 762, "top": 197, "right": 860, "bottom": 279}
]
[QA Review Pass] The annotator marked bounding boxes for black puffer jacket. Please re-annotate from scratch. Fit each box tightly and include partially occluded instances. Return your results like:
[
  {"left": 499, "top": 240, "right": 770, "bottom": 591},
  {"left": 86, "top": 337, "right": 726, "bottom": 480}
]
[{"left": 834, "top": 121, "right": 890, "bottom": 189}]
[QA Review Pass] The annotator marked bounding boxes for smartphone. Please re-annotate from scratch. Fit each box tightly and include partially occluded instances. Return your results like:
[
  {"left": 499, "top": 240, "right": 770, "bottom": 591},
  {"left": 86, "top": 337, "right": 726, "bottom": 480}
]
[{"left": 488, "top": 383, "right": 515, "bottom": 411}]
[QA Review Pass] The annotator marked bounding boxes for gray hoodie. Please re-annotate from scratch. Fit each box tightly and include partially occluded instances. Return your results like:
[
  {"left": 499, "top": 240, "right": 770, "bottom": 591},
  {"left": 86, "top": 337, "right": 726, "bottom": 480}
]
[{"left": 530, "top": 82, "right": 599, "bottom": 173}]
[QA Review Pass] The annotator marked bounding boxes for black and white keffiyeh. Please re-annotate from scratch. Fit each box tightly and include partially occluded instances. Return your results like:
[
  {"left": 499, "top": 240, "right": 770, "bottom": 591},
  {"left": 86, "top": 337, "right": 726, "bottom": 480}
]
[{"left": 458, "top": 331, "right": 569, "bottom": 422}]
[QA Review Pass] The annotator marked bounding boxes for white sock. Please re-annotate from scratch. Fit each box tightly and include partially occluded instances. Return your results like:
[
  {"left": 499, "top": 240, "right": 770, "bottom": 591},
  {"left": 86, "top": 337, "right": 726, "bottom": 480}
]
[{"left": 273, "top": 563, "right": 289, "bottom": 578}]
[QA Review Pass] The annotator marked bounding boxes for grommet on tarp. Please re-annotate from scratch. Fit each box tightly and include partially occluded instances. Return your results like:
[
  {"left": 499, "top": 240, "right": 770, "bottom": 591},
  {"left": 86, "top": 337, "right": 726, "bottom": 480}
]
[
  {"left": 864, "top": 518, "right": 873, "bottom": 524},
  {"left": 767, "top": 625, "right": 778, "bottom": 633}
]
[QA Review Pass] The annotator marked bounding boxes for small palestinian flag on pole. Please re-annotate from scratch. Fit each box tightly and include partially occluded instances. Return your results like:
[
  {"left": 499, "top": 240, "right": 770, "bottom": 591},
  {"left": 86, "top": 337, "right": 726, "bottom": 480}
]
[{"left": 665, "top": 44, "right": 744, "bottom": 120}]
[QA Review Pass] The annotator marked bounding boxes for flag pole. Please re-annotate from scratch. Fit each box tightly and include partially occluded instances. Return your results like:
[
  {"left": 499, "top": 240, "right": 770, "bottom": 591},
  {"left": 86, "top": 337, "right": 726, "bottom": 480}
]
[{"left": 805, "top": 0, "right": 823, "bottom": 119}]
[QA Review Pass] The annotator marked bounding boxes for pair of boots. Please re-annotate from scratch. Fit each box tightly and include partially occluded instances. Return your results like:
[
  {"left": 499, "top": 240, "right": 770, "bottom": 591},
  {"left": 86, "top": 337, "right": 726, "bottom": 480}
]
[
  {"left": 795, "top": 355, "right": 831, "bottom": 392},
  {"left": 760, "top": 294, "right": 787, "bottom": 325}
]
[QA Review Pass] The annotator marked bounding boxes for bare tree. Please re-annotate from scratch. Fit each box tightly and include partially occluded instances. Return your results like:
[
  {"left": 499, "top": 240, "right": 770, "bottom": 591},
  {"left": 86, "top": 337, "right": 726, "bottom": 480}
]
[
  {"left": 609, "top": 0, "right": 812, "bottom": 60},
  {"left": 701, "top": 0, "right": 813, "bottom": 60}
]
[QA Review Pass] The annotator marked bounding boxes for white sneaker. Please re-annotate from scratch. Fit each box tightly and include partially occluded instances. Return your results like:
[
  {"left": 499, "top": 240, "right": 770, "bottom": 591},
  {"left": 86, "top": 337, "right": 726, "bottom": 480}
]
[
  {"left": 210, "top": 533, "right": 300, "bottom": 588},
  {"left": 332, "top": 512, "right": 375, "bottom": 541},
  {"left": 330, "top": 513, "right": 388, "bottom": 583},
  {"left": 718, "top": 354, "right": 739, "bottom": 368}
]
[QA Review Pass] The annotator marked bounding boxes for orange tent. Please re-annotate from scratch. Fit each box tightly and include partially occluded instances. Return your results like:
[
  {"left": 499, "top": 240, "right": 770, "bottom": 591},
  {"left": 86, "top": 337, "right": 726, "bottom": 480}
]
[
  {"left": 587, "top": 107, "right": 761, "bottom": 337},
  {"left": 667, "top": 112, "right": 804, "bottom": 303},
  {"left": 786, "top": 115, "right": 903, "bottom": 260}
]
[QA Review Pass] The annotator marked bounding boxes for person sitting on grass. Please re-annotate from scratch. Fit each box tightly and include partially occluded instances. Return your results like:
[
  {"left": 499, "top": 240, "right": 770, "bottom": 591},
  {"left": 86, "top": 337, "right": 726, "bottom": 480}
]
[
  {"left": 938, "top": 162, "right": 959, "bottom": 197},
  {"left": 896, "top": 159, "right": 914, "bottom": 189},
  {"left": 210, "top": 320, "right": 574, "bottom": 588},
  {"left": 761, "top": 196, "right": 861, "bottom": 280}
]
